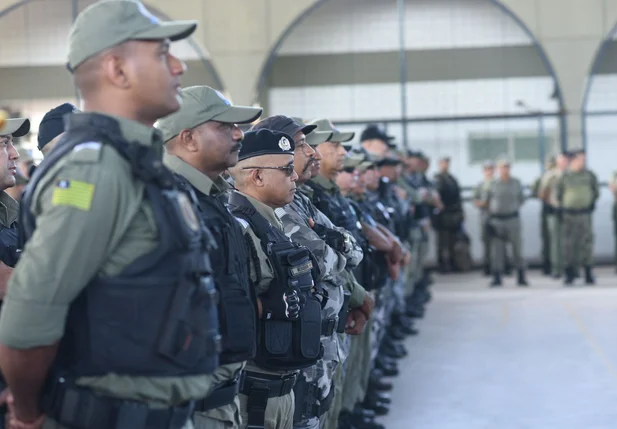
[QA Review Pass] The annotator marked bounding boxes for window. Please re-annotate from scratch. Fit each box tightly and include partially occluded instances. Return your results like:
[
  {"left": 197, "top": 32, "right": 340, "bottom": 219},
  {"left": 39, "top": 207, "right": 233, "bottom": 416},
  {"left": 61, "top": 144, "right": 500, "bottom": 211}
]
[{"left": 468, "top": 131, "right": 557, "bottom": 164}]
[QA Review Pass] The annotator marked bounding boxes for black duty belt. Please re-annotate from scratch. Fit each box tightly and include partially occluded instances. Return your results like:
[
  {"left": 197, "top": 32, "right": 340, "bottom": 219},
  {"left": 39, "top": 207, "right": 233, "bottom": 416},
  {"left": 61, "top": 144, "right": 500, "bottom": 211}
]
[
  {"left": 562, "top": 207, "right": 592, "bottom": 215},
  {"left": 242, "top": 371, "right": 298, "bottom": 429},
  {"left": 489, "top": 212, "right": 519, "bottom": 220},
  {"left": 194, "top": 370, "right": 245, "bottom": 412},
  {"left": 321, "top": 317, "right": 338, "bottom": 337},
  {"left": 42, "top": 378, "right": 193, "bottom": 429}
]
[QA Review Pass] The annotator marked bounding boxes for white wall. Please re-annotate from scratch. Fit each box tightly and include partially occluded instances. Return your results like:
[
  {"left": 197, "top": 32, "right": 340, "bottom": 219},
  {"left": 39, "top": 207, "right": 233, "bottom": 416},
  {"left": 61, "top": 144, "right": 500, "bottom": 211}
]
[{"left": 0, "top": 0, "right": 205, "bottom": 67}]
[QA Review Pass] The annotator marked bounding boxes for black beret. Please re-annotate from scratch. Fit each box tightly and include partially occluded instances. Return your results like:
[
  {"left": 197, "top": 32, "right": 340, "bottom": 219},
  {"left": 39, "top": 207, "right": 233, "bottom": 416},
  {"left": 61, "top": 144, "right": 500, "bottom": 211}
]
[
  {"left": 360, "top": 124, "right": 396, "bottom": 148},
  {"left": 38, "top": 103, "right": 79, "bottom": 150},
  {"left": 239, "top": 129, "right": 295, "bottom": 161},
  {"left": 251, "top": 115, "right": 317, "bottom": 137}
]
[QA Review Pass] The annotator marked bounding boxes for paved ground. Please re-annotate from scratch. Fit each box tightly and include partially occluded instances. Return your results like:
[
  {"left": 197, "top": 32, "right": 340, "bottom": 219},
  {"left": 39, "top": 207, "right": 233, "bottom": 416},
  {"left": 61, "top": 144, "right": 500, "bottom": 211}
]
[{"left": 380, "top": 267, "right": 617, "bottom": 429}]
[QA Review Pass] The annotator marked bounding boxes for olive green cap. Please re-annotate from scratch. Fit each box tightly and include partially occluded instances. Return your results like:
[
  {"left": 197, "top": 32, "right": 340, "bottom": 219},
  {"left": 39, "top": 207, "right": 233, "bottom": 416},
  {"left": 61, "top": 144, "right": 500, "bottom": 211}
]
[
  {"left": 156, "top": 85, "right": 263, "bottom": 142},
  {"left": 343, "top": 151, "right": 366, "bottom": 170},
  {"left": 68, "top": 0, "right": 198, "bottom": 71},
  {"left": 309, "top": 118, "right": 355, "bottom": 143},
  {"left": 0, "top": 118, "right": 30, "bottom": 138},
  {"left": 292, "top": 117, "right": 332, "bottom": 146}
]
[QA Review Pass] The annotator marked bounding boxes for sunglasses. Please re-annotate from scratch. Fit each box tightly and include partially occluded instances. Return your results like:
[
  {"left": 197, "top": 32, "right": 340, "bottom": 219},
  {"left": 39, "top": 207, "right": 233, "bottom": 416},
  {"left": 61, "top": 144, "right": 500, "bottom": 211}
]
[{"left": 242, "top": 163, "right": 296, "bottom": 177}]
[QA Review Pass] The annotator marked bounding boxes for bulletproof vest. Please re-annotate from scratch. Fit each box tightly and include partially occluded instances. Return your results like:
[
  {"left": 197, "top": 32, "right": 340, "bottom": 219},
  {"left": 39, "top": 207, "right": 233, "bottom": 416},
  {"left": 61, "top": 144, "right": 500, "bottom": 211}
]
[
  {"left": 174, "top": 175, "right": 257, "bottom": 365},
  {"left": 20, "top": 115, "right": 221, "bottom": 378},
  {"left": 228, "top": 192, "right": 323, "bottom": 371},
  {"left": 349, "top": 199, "right": 388, "bottom": 290},
  {"left": 307, "top": 181, "right": 363, "bottom": 243},
  {"left": 0, "top": 224, "right": 19, "bottom": 267}
]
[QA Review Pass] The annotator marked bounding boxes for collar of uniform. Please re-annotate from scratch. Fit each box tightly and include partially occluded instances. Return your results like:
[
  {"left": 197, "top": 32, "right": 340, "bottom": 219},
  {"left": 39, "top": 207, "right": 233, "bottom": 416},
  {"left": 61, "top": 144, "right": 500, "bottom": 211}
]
[
  {"left": 66, "top": 112, "right": 163, "bottom": 150},
  {"left": 0, "top": 191, "right": 18, "bottom": 227},
  {"left": 311, "top": 174, "right": 339, "bottom": 193},
  {"left": 163, "top": 154, "right": 219, "bottom": 196},
  {"left": 237, "top": 191, "right": 283, "bottom": 230}
]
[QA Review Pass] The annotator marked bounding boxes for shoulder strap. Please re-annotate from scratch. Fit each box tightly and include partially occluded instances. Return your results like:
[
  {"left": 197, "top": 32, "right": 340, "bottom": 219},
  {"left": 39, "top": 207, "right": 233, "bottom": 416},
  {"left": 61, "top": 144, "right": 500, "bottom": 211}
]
[{"left": 228, "top": 192, "right": 282, "bottom": 246}]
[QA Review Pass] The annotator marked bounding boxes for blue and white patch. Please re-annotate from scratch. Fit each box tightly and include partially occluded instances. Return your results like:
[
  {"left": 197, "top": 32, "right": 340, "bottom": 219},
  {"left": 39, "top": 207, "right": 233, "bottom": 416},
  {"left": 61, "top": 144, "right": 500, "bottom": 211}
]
[{"left": 72, "top": 142, "right": 102, "bottom": 153}]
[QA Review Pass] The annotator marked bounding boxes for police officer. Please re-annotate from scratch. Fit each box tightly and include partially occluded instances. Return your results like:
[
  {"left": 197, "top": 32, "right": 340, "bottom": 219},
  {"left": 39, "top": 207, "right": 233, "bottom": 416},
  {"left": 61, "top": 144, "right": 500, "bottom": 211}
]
[
  {"left": 304, "top": 119, "right": 381, "bottom": 429},
  {"left": 481, "top": 159, "right": 528, "bottom": 287},
  {"left": 538, "top": 152, "right": 569, "bottom": 278},
  {"left": 555, "top": 149, "right": 599, "bottom": 285},
  {"left": 472, "top": 161, "right": 495, "bottom": 276},
  {"left": 227, "top": 129, "right": 323, "bottom": 429},
  {"left": 0, "top": 118, "right": 28, "bottom": 270},
  {"left": 156, "top": 85, "right": 264, "bottom": 429},
  {"left": 0, "top": 2, "right": 221, "bottom": 429},
  {"left": 251, "top": 115, "right": 363, "bottom": 429},
  {"left": 434, "top": 156, "right": 463, "bottom": 273}
]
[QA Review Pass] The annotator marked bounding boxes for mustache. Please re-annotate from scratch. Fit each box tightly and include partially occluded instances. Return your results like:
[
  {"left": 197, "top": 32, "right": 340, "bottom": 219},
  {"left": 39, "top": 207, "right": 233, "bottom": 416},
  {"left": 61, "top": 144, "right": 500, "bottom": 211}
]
[{"left": 303, "top": 156, "right": 318, "bottom": 173}]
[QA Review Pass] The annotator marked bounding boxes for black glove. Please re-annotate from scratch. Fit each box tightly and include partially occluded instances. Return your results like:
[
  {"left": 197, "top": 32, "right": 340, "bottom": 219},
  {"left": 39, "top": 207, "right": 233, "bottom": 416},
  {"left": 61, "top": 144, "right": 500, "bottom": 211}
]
[
  {"left": 260, "top": 288, "right": 303, "bottom": 321},
  {"left": 312, "top": 223, "right": 348, "bottom": 253}
]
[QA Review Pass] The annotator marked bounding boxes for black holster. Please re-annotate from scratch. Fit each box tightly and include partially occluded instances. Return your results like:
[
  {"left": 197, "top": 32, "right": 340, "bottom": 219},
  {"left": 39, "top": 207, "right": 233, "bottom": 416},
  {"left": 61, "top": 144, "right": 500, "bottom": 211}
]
[
  {"left": 337, "top": 291, "right": 351, "bottom": 333},
  {"left": 292, "top": 378, "right": 336, "bottom": 422}
]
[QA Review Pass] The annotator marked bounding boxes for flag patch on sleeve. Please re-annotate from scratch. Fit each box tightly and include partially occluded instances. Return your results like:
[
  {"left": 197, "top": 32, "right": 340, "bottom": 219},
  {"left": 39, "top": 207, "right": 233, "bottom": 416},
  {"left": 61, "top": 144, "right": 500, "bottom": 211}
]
[{"left": 51, "top": 180, "right": 95, "bottom": 211}]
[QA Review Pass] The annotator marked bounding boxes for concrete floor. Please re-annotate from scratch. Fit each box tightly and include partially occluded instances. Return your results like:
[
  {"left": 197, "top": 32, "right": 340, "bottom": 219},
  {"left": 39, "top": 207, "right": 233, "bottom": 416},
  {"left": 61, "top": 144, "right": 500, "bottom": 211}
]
[{"left": 380, "top": 267, "right": 617, "bottom": 429}]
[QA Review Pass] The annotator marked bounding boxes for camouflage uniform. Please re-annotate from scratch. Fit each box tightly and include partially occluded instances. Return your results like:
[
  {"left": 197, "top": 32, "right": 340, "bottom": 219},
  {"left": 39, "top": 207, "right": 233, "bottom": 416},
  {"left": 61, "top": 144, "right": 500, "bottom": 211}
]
[
  {"left": 276, "top": 192, "right": 362, "bottom": 429},
  {"left": 555, "top": 169, "right": 599, "bottom": 281}
]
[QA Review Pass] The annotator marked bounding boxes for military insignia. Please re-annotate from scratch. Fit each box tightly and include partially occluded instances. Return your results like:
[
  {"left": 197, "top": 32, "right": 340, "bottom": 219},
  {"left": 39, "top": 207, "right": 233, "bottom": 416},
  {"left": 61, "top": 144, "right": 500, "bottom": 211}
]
[
  {"left": 177, "top": 193, "right": 200, "bottom": 232},
  {"left": 279, "top": 137, "right": 291, "bottom": 151},
  {"left": 52, "top": 179, "right": 95, "bottom": 211}
]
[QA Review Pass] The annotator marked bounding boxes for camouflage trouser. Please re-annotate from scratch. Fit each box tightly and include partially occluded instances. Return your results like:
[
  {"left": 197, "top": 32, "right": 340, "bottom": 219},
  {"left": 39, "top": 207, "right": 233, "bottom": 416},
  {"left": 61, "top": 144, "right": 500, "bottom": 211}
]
[
  {"left": 489, "top": 217, "right": 524, "bottom": 273},
  {"left": 322, "top": 334, "right": 350, "bottom": 429},
  {"left": 547, "top": 214, "right": 562, "bottom": 276},
  {"left": 339, "top": 317, "right": 373, "bottom": 413},
  {"left": 562, "top": 212, "right": 593, "bottom": 270},
  {"left": 194, "top": 415, "right": 236, "bottom": 429},
  {"left": 407, "top": 228, "right": 423, "bottom": 290},
  {"left": 371, "top": 281, "right": 393, "bottom": 363},
  {"left": 294, "top": 359, "right": 335, "bottom": 429}
]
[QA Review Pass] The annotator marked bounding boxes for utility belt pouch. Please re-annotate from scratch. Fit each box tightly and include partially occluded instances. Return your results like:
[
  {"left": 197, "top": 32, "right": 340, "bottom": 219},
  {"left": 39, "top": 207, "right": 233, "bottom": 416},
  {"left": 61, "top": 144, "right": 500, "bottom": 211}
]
[
  {"left": 157, "top": 275, "right": 221, "bottom": 372},
  {"left": 336, "top": 291, "right": 351, "bottom": 333}
]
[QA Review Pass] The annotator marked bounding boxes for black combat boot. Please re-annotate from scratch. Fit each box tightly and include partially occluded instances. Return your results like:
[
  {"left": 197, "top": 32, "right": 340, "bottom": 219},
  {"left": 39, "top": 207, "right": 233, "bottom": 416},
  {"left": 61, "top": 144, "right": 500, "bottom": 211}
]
[
  {"left": 584, "top": 266, "right": 596, "bottom": 285},
  {"left": 542, "top": 260, "right": 552, "bottom": 276},
  {"left": 563, "top": 267, "right": 575, "bottom": 286},
  {"left": 490, "top": 272, "right": 502, "bottom": 287},
  {"left": 517, "top": 269, "right": 529, "bottom": 287}
]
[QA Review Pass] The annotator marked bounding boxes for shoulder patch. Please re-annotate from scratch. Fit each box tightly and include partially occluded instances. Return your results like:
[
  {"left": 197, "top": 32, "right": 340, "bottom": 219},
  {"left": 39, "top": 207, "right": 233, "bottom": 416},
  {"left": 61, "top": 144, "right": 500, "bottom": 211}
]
[
  {"left": 68, "top": 141, "right": 102, "bottom": 164},
  {"left": 51, "top": 179, "right": 95, "bottom": 211},
  {"left": 274, "top": 207, "right": 287, "bottom": 218},
  {"left": 234, "top": 216, "right": 250, "bottom": 230}
]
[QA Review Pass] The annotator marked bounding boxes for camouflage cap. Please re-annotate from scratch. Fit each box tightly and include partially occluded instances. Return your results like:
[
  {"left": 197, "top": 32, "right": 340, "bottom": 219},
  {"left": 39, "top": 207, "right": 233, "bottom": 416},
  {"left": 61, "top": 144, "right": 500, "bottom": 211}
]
[
  {"left": 309, "top": 118, "right": 354, "bottom": 143},
  {"left": 156, "top": 86, "right": 263, "bottom": 142},
  {"left": 68, "top": 0, "right": 198, "bottom": 71},
  {"left": 0, "top": 118, "right": 30, "bottom": 138}
]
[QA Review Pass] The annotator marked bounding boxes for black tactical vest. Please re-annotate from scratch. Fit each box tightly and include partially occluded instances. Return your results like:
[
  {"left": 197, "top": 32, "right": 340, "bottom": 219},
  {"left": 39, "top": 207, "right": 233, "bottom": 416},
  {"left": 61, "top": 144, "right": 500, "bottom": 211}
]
[
  {"left": 20, "top": 114, "right": 221, "bottom": 378},
  {"left": 307, "top": 181, "right": 363, "bottom": 243},
  {"left": 228, "top": 192, "right": 323, "bottom": 371},
  {"left": 349, "top": 198, "right": 388, "bottom": 290},
  {"left": 0, "top": 224, "right": 19, "bottom": 267},
  {"left": 174, "top": 176, "right": 257, "bottom": 365}
]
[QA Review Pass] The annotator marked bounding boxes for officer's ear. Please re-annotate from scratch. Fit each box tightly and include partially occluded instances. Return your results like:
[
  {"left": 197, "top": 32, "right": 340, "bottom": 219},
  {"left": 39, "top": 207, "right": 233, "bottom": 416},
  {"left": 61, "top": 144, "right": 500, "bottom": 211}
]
[
  {"left": 249, "top": 168, "right": 265, "bottom": 188},
  {"left": 178, "top": 129, "right": 199, "bottom": 153}
]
